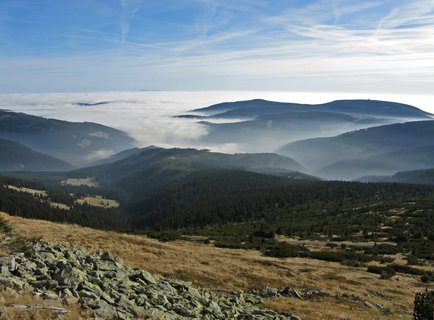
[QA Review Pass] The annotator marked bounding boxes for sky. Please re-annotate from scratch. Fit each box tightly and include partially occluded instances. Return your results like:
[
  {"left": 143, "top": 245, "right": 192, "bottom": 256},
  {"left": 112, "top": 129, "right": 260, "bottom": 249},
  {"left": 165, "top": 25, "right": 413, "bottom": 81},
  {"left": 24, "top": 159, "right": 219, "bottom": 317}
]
[{"left": 0, "top": 0, "right": 433, "bottom": 93}]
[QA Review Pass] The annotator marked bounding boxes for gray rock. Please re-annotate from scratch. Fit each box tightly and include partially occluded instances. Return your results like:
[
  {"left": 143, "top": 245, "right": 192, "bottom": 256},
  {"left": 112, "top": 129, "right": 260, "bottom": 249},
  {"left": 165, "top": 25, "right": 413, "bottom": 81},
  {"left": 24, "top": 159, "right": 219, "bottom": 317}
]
[
  {"left": 79, "top": 290, "right": 99, "bottom": 300},
  {"left": 96, "top": 260, "right": 117, "bottom": 272},
  {"left": 31, "top": 279, "right": 58, "bottom": 290},
  {"left": 1, "top": 265, "right": 11, "bottom": 276},
  {"left": 280, "top": 287, "right": 303, "bottom": 299},
  {"left": 0, "top": 276, "right": 25, "bottom": 290},
  {"left": 53, "top": 265, "right": 85, "bottom": 288},
  {"left": 101, "top": 251, "right": 116, "bottom": 262},
  {"left": 259, "top": 287, "right": 279, "bottom": 298},
  {"left": 92, "top": 299, "right": 118, "bottom": 319},
  {"left": 130, "top": 269, "right": 157, "bottom": 285},
  {"left": 0, "top": 256, "right": 16, "bottom": 271},
  {"left": 0, "top": 239, "right": 300, "bottom": 320}
]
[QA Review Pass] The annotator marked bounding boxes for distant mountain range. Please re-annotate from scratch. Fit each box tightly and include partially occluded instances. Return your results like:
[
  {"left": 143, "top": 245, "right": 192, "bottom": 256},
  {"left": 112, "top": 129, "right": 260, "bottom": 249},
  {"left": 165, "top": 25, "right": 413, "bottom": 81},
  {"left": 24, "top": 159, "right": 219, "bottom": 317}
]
[
  {"left": 180, "top": 99, "right": 432, "bottom": 152},
  {"left": 2, "top": 98, "right": 433, "bottom": 185},
  {"left": 278, "top": 120, "right": 434, "bottom": 179},
  {"left": 0, "top": 137, "right": 73, "bottom": 172},
  {"left": 389, "top": 168, "right": 434, "bottom": 185},
  {"left": 0, "top": 110, "right": 136, "bottom": 166},
  {"left": 357, "top": 168, "right": 434, "bottom": 185},
  {"left": 191, "top": 99, "right": 431, "bottom": 119},
  {"left": 318, "top": 145, "right": 434, "bottom": 180}
]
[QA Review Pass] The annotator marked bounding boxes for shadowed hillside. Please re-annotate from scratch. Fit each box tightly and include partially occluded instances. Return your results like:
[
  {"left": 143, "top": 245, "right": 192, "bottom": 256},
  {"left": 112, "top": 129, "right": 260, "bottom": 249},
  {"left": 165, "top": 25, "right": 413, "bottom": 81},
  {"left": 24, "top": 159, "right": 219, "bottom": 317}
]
[
  {"left": 278, "top": 121, "right": 434, "bottom": 178},
  {"left": 0, "top": 110, "right": 136, "bottom": 166},
  {"left": 0, "top": 137, "right": 73, "bottom": 172}
]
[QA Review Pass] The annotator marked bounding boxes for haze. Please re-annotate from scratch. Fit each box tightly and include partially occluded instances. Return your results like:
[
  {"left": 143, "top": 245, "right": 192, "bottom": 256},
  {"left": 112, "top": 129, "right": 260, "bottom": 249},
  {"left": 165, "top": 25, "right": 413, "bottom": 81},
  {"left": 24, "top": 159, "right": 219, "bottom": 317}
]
[{"left": 0, "top": 91, "right": 432, "bottom": 155}]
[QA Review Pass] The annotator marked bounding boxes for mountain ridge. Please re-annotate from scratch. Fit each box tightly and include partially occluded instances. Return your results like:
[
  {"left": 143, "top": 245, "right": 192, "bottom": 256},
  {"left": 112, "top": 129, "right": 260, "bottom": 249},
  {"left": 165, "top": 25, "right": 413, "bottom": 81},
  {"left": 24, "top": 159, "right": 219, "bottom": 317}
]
[
  {"left": 0, "top": 110, "right": 136, "bottom": 166},
  {"left": 278, "top": 120, "right": 434, "bottom": 171},
  {"left": 0, "top": 137, "right": 74, "bottom": 172}
]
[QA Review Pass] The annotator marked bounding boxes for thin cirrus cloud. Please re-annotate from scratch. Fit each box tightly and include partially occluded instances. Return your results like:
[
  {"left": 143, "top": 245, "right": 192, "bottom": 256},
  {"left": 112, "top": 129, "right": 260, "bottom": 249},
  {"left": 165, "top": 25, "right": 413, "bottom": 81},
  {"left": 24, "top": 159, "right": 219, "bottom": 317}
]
[{"left": 0, "top": 0, "right": 433, "bottom": 93}]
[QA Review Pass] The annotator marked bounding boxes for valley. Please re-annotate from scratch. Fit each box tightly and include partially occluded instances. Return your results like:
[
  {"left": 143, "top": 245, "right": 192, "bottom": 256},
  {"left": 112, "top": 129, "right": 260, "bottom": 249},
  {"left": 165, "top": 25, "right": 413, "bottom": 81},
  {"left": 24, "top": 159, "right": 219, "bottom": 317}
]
[
  {"left": 3, "top": 1, "right": 434, "bottom": 318},
  {"left": 0, "top": 99, "right": 433, "bottom": 319}
]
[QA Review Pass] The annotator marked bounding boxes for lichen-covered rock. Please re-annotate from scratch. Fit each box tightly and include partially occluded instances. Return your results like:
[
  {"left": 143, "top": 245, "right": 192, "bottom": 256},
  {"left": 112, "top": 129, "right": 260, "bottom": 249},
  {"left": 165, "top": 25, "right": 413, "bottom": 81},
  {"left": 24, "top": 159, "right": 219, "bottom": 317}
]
[
  {"left": 0, "top": 240, "right": 300, "bottom": 319},
  {"left": 0, "top": 275, "right": 26, "bottom": 290}
]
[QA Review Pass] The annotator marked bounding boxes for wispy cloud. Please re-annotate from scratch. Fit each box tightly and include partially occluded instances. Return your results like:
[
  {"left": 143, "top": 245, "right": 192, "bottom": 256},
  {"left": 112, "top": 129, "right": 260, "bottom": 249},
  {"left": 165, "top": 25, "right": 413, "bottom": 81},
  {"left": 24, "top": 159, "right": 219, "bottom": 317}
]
[
  {"left": 0, "top": 0, "right": 433, "bottom": 93},
  {"left": 119, "top": 0, "right": 144, "bottom": 45}
]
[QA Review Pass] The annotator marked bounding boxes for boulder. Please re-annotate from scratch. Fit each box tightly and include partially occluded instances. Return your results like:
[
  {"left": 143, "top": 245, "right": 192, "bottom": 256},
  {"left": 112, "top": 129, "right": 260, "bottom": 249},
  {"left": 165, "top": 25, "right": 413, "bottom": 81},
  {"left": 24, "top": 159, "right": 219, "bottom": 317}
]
[{"left": 0, "top": 276, "right": 26, "bottom": 290}]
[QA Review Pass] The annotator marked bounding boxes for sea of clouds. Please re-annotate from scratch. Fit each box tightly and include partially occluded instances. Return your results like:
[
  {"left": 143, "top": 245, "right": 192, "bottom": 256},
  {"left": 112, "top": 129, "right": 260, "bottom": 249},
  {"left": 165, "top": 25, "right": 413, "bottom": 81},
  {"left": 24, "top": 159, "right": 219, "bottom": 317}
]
[{"left": 0, "top": 91, "right": 433, "bottom": 154}]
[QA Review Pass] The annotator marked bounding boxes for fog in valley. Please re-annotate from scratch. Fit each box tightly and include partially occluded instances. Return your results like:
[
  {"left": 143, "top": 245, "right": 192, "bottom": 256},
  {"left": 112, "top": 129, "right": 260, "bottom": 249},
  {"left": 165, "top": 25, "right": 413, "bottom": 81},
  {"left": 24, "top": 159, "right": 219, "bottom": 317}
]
[{"left": 1, "top": 91, "right": 433, "bottom": 154}]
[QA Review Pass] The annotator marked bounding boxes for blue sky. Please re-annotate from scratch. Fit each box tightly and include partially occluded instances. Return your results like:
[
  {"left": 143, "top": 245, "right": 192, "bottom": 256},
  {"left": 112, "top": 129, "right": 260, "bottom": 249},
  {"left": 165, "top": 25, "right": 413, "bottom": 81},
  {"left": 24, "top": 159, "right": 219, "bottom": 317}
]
[{"left": 0, "top": 0, "right": 433, "bottom": 93}]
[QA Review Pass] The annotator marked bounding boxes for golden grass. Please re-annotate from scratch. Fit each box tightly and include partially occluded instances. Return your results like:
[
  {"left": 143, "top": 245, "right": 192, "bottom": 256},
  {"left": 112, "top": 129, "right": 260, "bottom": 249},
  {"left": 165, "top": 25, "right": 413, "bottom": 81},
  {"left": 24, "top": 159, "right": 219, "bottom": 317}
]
[
  {"left": 75, "top": 196, "right": 119, "bottom": 208},
  {"left": 48, "top": 202, "right": 70, "bottom": 210},
  {"left": 1, "top": 212, "right": 432, "bottom": 320},
  {"left": 0, "top": 286, "right": 88, "bottom": 320},
  {"left": 264, "top": 296, "right": 385, "bottom": 320},
  {"left": 5, "top": 185, "right": 47, "bottom": 197},
  {"left": 61, "top": 178, "right": 98, "bottom": 188}
]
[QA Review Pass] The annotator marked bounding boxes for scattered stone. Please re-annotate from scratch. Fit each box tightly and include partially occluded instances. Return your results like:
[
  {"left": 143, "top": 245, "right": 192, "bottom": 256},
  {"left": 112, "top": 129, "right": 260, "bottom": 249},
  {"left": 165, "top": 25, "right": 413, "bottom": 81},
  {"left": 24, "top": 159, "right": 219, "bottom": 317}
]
[
  {"left": 0, "top": 240, "right": 300, "bottom": 319},
  {"left": 0, "top": 275, "right": 25, "bottom": 290},
  {"left": 10, "top": 304, "right": 69, "bottom": 315},
  {"left": 281, "top": 287, "right": 303, "bottom": 299}
]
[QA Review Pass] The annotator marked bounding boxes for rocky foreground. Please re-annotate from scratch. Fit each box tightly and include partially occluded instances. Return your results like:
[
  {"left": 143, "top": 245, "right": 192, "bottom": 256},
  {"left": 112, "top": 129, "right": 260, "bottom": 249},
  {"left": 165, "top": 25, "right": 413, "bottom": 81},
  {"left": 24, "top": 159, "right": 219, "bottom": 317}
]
[{"left": 0, "top": 239, "right": 301, "bottom": 319}]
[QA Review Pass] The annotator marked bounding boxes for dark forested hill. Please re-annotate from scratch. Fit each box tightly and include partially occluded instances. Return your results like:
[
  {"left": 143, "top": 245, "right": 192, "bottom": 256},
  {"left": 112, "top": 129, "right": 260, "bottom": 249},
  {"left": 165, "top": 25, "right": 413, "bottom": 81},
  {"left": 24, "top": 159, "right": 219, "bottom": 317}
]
[
  {"left": 0, "top": 110, "right": 136, "bottom": 166},
  {"left": 124, "top": 169, "right": 434, "bottom": 228},
  {"left": 316, "top": 145, "right": 434, "bottom": 180},
  {"left": 278, "top": 120, "right": 434, "bottom": 174},
  {"left": 69, "top": 147, "right": 305, "bottom": 186},
  {"left": 0, "top": 137, "right": 73, "bottom": 172},
  {"left": 389, "top": 168, "right": 434, "bottom": 185}
]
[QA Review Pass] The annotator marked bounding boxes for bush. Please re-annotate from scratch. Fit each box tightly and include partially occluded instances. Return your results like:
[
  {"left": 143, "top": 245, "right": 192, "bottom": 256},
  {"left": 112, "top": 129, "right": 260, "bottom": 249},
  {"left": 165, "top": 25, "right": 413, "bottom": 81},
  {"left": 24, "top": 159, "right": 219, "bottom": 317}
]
[
  {"left": 407, "top": 255, "right": 422, "bottom": 266},
  {"left": 380, "top": 269, "right": 396, "bottom": 279},
  {"left": 413, "top": 289, "right": 434, "bottom": 320},
  {"left": 368, "top": 264, "right": 433, "bottom": 282},
  {"left": 367, "top": 265, "right": 396, "bottom": 279},
  {"left": 264, "top": 243, "right": 307, "bottom": 258},
  {"left": 146, "top": 230, "right": 181, "bottom": 242},
  {"left": 0, "top": 217, "right": 11, "bottom": 233}
]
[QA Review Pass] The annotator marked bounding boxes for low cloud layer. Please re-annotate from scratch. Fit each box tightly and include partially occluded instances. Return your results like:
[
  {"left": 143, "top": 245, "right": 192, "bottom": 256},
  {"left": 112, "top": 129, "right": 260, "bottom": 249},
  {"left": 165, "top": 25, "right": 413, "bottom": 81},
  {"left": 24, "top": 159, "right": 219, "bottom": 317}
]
[{"left": 0, "top": 91, "right": 433, "bottom": 153}]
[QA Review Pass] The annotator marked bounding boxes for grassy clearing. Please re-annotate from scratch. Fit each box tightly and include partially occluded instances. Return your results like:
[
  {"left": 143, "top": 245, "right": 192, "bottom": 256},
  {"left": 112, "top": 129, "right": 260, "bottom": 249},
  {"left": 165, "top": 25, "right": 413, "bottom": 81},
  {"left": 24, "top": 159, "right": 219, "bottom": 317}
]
[
  {"left": 5, "top": 184, "right": 70, "bottom": 210},
  {"left": 61, "top": 178, "right": 97, "bottom": 188},
  {"left": 5, "top": 185, "right": 47, "bottom": 197},
  {"left": 1, "top": 212, "right": 431, "bottom": 320},
  {"left": 75, "top": 195, "right": 119, "bottom": 208},
  {"left": 48, "top": 202, "right": 70, "bottom": 210}
]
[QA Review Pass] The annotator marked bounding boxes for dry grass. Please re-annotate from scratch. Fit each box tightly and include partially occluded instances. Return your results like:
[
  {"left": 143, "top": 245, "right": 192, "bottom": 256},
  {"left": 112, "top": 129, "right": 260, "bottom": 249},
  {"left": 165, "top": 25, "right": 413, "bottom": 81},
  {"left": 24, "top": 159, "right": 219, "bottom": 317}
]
[
  {"left": 75, "top": 196, "right": 119, "bottom": 208},
  {"left": 1, "top": 212, "right": 432, "bottom": 320},
  {"left": 0, "top": 286, "right": 88, "bottom": 320},
  {"left": 264, "top": 296, "right": 386, "bottom": 320},
  {"left": 48, "top": 202, "right": 70, "bottom": 210},
  {"left": 61, "top": 178, "right": 98, "bottom": 188}
]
